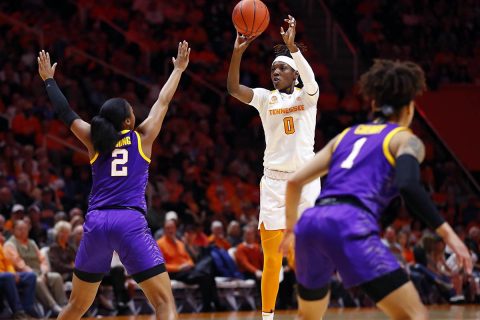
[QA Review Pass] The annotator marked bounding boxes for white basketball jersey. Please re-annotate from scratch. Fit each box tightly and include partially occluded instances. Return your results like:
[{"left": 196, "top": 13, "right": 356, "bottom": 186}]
[{"left": 249, "top": 87, "right": 319, "bottom": 172}]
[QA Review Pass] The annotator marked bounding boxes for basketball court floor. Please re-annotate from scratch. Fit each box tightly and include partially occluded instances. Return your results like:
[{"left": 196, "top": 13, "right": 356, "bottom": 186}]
[{"left": 82, "top": 306, "right": 480, "bottom": 319}]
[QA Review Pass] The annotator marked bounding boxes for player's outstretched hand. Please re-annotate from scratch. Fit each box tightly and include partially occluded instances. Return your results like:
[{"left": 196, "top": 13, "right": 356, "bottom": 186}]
[
  {"left": 438, "top": 223, "right": 473, "bottom": 275},
  {"left": 279, "top": 230, "right": 294, "bottom": 256},
  {"left": 280, "top": 15, "right": 296, "bottom": 47},
  {"left": 37, "top": 50, "right": 57, "bottom": 81},
  {"left": 447, "top": 235, "right": 473, "bottom": 275},
  {"left": 172, "top": 40, "right": 190, "bottom": 72},
  {"left": 233, "top": 32, "right": 257, "bottom": 53}
]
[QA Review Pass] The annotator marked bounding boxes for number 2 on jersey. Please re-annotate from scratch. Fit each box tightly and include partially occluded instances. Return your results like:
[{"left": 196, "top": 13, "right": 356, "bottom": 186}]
[
  {"left": 111, "top": 149, "right": 128, "bottom": 176},
  {"left": 283, "top": 116, "right": 295, "bottom": 135},
  {"left": 340, "top": 137, "right": 367, "bottom": 169}
]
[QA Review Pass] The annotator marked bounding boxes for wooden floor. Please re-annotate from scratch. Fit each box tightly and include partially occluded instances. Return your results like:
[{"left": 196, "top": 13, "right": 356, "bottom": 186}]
[{"left": 81, "top": 305, "right": 480, "bottom": 319}]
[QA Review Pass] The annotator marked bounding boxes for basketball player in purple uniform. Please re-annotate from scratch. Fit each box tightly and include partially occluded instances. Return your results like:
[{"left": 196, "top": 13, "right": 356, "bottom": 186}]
[
  {"left": 280, "top": 60, "right": 472, "bottom": 319},
  {"left": 37, "top": 42, "right": 190, "bottom": 320}
]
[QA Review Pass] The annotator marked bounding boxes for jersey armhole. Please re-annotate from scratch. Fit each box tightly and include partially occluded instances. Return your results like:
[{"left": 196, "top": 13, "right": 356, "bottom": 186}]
[
  {"left": 134, "top": 131, "right": 151, "bottom": 163},
  {"left": 382, "top": 127, "right": 410, "bottom": 166},
  {"left": 332, "top": 127, "right": 351, "bottom": 152}
]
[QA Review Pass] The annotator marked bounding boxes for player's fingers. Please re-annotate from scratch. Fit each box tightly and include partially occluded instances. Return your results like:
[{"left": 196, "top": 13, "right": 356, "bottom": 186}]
[
  {"left": 172, "top": 57, "right": 176, "bottom": 64},
  {"left": 46, "top": 52, "right": 50, "bottom": 63},
  {"left": 186, "top": 48, "right": 191, "bottom": 57},
  {"left": 464, "top": 255, "right": 473, "bottom": 274},
  {"left": 52, "top": 62, "right": 57, "bottom": 72},
  {"left": 280, "top": 27, "right": 285, "bottom": 35}
]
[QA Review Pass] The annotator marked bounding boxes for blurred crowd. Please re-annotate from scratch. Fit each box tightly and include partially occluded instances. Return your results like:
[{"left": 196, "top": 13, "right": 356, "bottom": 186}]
[
  {"left": 0, "top": 0, "right": 480, "bottom": 318},
  {"left": 328, "top": 0, "right": 480, "bottom": 88}
]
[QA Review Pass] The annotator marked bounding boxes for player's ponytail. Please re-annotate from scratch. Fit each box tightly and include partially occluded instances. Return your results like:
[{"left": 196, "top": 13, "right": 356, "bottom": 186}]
[
  {"left": 91, "top": 98, "right": 130, "bottom": 154},
  {"left": 359, "top": 59, "right": 426, "bottom": 121}
]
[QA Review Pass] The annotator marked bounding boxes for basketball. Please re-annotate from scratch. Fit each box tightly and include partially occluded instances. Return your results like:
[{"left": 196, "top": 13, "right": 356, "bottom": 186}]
[{"left": 232, "top": 0, "right": 270, "bottom": 37}]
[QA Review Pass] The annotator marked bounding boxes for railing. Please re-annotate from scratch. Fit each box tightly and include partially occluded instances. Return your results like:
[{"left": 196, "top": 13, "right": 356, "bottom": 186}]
[
  {"left": 67, "top": 47, "right": 154, "bottom": 89},
  {"left": 416, "top": 106, "right": 480, "bottom": 195},
  {"left": 43, "top": 134, "right": 88, "bottom": 155},
  {"left": 307, "top": 0, "right": 359, "bottom": 84},
  {"left": 0, "top": 11, "right": 44, "bottom": 47}
]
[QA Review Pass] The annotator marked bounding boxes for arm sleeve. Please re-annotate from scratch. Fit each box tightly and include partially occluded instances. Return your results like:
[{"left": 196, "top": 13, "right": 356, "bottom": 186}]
[
  {"left": 291, "top": 51, "right": 319, "bottom": 96},
  {"left": 395, "top": 154, "right": 445, "bottom": 230},
  {"left": 44, "top": 78, "right": 80, "bottom": 127},
  {"left": 248, "top": 88, "right": 270, "bottom": 111}
]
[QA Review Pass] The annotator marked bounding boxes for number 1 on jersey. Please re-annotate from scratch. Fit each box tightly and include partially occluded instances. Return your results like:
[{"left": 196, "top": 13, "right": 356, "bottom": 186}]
[
  {"left": 341, "top": 137, "right": 367, "bottom": 169},
  {"left": 283, "top": 116, "right": 295, "bottom": 135},
  {"left": 111, "top": 149, "right": 128, "bottom": 176}
]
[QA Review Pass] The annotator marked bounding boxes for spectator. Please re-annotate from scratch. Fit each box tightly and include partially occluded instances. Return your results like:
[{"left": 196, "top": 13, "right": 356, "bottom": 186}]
[
  {"left": 4, "top": 220, "right": 66, "bottom": 315},
  {"left": 398, "top": 230, "right": 415, "bottom": 265},
  {"left": 226, "top": 220, "right": 242, "bottom": 247},
  {"left": 48, "top": 221, "right": 75, "bottom": 281},
  {"left": 183, "top": 224, "right": 207, "bottom": 263},
  {"left": 382, "top": 226, "right": 406, "bottom": 267},
  {"left": 26, "top": 205, "right": 47, "bottom": 247},
  {"left": 4, "top": 204, "right": 25, "bottom": 234},
  {"left": 235, "top": 224, "right": 263, "bottom": 293},
  {"left": 70, "top": 225, "right": 84, "bottom": 250},
  {"left": 0, "top": 187, "right": 14, "bottom": 218},
  {"left": 157, "top": 219, "right": 221, "bottom": 312},
  {"left": 0, "top": 232, "right": 37, "bottom": 319},
  {"left": 34, "top": 187, "right": 58, "bottom": 229},
  {"left": 208, "top": 220, "right": 231, "bottom": 250},
  {"left": 146, "top": 193, "right": 165, "bottom": 233}
]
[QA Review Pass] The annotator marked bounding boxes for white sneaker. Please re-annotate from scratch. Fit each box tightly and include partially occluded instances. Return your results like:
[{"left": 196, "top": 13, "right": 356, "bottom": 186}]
[{"left": 262, "top": 312, "right": 274, "bottom": 320}]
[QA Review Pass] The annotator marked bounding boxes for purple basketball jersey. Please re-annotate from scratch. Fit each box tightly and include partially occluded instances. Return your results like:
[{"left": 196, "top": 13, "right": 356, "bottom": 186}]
[
  {"left": 88, "top": 130, "right": 150, "bottom": 212},
  {"left": 319, "top": 123, "right": 408, "bottom": 219}
]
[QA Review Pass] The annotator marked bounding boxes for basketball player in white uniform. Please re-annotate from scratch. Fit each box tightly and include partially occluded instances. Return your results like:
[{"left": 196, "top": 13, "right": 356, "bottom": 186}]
[{"left": 227, "top": 15, "right": 320, "bottom": 320}]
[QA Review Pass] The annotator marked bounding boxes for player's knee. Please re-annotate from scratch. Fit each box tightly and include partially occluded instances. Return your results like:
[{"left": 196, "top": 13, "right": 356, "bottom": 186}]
[
  {"left": 149, "top": 292, "right": 171, "bottom": 312},
  {"left": 67, "top": 296, "right": 93, "bottom": 314},
  {"left": 263, "top": 253, "right": 282, "bottom": 270}
]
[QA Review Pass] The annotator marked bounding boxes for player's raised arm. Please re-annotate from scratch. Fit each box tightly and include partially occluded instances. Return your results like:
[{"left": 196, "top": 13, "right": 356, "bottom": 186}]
[
  {"left": 391, "top": 130, "right": 473, "bottom": 274},
  {"left": 136, "top": 41, "right": 190, "bottom": 149},
  {"left": 280, "top": 15, "right": 318, "bottom": 97},
  {"left": 38, "top": 50, "right": 94, "bottom": 157},
  {"left": 227, "top": 33, "right": 257, "bottom": 104}
]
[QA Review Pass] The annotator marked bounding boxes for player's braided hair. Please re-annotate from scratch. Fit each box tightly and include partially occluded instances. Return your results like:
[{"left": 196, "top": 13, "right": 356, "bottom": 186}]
[
  {"left": 273, "top": 43, "right": 307, "bottom": 58},
  {"left": 359, "top": 59, "right": 426, "bottom": 118}
]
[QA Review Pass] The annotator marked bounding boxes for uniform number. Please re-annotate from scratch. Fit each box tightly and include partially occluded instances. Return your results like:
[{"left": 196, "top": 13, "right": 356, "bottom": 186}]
[
  {"left": 340, "top": 137, "right": 367, "bottom": 169},
  {"left": 111, "top": 149, "right": 128, "bottom": 176},
  {"left": 283, "top": 117, "right": 295, "bottom": 135}
]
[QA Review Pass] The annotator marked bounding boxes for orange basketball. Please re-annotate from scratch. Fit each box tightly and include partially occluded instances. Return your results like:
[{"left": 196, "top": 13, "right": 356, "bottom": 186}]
[{"left": 232, "top": 0, "right": 270, "bottom": 37}]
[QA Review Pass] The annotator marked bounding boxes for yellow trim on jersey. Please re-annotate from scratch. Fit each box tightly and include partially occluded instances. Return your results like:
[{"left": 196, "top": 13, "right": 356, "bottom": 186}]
[
  {"left": 134, "top": 131, "right": 151, "bottom": 163},
  {"left": 120, "top": 130, "right": 130, "bottom": 134},
  {"left": 333, "top": 128, "right": 351, "bottom": 151},
  {"left": 354, "top": 124, "right": 386, "bottom": 135},
  {"left": 90, "top": 152, "right": 99, "bottom": 164},
  {"left": 382, "top": 127, "right": 409, "bottom": 166}
]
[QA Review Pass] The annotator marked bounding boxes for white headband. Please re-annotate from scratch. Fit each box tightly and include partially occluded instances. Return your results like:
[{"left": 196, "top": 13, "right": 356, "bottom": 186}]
[{"left": 272, "top": 56, "right": 297, "bottom": 71}]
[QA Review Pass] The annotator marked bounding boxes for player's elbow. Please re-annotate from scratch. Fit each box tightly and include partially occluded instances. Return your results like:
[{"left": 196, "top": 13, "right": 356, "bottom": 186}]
[{"left": 227, "top": 83, "right": 239, "bottom": 97}]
